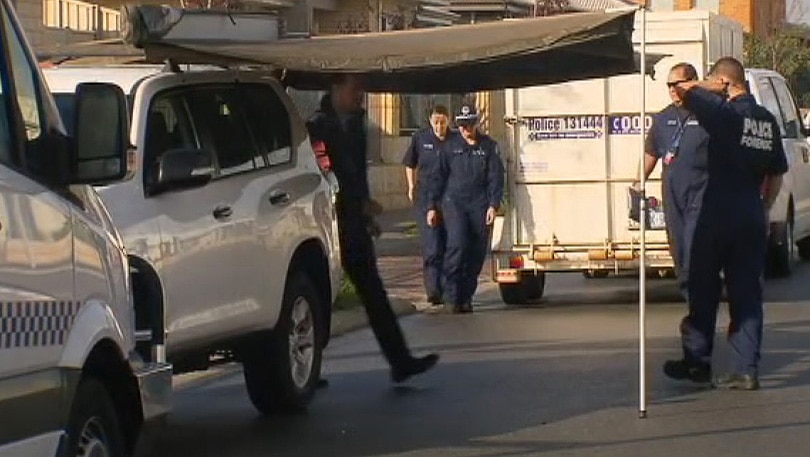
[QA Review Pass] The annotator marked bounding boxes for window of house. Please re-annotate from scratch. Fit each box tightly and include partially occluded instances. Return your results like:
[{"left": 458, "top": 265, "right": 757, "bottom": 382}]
[{"left": 399, "top": 93, "right": 467, "bottom": 136}]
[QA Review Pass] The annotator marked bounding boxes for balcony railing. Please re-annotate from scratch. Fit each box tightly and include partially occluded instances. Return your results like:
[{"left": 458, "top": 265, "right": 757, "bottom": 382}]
[{"left": 42, "top": 0, "right": 121, "bottom": 32}]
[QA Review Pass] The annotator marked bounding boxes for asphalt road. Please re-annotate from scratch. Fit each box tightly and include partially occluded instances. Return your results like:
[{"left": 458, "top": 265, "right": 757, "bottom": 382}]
[{"left": 151, "top": 266, "right": 810, "bottom": 457}]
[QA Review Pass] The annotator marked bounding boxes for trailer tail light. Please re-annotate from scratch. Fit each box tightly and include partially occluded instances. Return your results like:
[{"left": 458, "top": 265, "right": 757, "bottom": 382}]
[
  {"left": 509, "top": 255, "right": 524, "bottom": 269},
  {"left": 312, "top": 140, "right": 331, "bottom": 171}
]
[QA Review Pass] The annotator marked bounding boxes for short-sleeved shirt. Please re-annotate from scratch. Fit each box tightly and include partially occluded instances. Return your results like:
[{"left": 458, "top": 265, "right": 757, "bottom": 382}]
[
  {"left": 646, "top": 104, "right": 710, "bottom": 212},
  {"left": 402, "top": 127, "right": 450, "bottom": 205},
  {"left": 683, "top": 88, "right": 788, "bottom": 222}
]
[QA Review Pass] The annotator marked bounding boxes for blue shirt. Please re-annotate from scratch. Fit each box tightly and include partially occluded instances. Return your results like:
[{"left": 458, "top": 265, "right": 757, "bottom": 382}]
[
  {"left": 646, "top": 104, "right": 710, "bottom": 211},
  {"left": 683, "top": 88, "right": 788, "bottom": 220},
  {"left": 402, "top": 127, "right": 450, "bottom": 205},
  {"left": 430, "top": 131, "right": 505, "bottom": 209}
]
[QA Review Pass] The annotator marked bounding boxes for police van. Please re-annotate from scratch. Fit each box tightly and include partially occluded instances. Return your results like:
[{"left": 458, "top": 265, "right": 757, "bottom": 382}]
[{"left": 0, "top": 0, "right": 171, "bottom": 455}]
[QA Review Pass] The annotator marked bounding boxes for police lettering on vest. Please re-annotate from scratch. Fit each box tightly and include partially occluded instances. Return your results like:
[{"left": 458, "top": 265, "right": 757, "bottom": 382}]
[{"left": 740, "top": 117, "right": 773, "bottom": 151}]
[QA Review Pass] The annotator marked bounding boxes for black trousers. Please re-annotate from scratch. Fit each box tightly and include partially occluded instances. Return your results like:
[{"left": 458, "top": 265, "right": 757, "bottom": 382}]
[{"left": 338, "top": 211, "right": 411, "bottom": 366}]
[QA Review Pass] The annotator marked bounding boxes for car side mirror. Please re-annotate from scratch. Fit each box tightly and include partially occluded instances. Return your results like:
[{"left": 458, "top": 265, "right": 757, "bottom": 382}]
[
  {"left": 148, "top": 148, "right": 214, "bottom": 196},
  {"left": 70, "top": 82, "right": 129, "bottom": 185}
]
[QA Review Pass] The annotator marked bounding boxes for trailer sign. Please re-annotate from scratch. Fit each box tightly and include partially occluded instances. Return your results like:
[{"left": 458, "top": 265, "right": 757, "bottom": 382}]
[
  {"left": 525, "top": 115, "right": 604, "bottom": 141},
  {"left": 608, "top": 114, "right": 654, "bottom": 135}
]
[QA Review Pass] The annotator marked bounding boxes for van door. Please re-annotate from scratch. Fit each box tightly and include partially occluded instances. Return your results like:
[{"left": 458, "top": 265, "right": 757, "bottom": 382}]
[
  {"left": 769, "top": 77, "right": 810, "bottom": 240},
  {"left": 0, "top": 0, "right": 76, "bottom": 446}
]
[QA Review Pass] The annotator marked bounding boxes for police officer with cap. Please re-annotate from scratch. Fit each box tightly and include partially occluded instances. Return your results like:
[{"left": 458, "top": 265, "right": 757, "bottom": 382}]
[
  {"left": 403, "top": 105, "right": 453, "bottom": 305},
  {"left": 635, "top": 62, "right": 709, "bottom": 303},
  {"left": 666, "top": 57, "right": 788, "bottom": 390},
  {"left": 428, "top": 104, "right": 504, "bottom": 313}
]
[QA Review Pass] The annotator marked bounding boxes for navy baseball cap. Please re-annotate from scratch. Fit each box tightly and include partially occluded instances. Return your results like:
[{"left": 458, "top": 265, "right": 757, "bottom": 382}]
[{"left": 455, "top": 104, "right": 479, "bottom": 126}]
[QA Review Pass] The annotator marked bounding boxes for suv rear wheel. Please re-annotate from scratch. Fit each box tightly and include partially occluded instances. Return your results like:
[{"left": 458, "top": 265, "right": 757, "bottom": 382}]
[
  {"left": 66, "top": 377, "right": 126, "bottom": 457},
  {"left": 243, "top": 273, "right": 323, "bottom": 415}
]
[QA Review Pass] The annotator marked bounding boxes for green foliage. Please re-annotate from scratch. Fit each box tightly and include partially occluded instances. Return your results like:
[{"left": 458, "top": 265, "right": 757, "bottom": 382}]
[{"left": 744, "top": 26, "right": 810, "bottom": 107}]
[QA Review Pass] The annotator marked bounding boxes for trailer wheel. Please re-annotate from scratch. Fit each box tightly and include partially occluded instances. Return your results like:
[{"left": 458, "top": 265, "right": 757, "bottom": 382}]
[
  {"left": 523, "top": 272, "right": 546, "bottom": 300},
  {"left": 500, "top": 272, "right": 545, "bottom": 305},
  {"left": 583, "top": 270, "right": 609, "bottom": 279}
]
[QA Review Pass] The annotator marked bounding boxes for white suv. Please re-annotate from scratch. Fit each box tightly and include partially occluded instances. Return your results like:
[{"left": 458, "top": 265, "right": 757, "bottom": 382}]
[
  {"left": 746, "top": 69, "right": 810, "bottom": 277},
  {"left": 44, "top": 65, "right": 341, "bottom": 413}
]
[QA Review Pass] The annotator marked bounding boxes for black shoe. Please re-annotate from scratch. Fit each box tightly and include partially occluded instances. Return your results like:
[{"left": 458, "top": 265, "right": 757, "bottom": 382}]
[
  {"left": 391, "top": 354, "right": 440, "bottom": 384},
  {"left": 712, "top": 373, "right": 760, "bottom": 391},
  {"left": 663, "top": 359, "right": 711, "bottom": 383},
  {"left": 427, "top": 295, "right": 444, "bottom": 305},
  {"left": 316, "top": 378, "right": 329, "bottom": 389},
  {"left": 457, "top": 303, "right": 473, "bottom": 314}
]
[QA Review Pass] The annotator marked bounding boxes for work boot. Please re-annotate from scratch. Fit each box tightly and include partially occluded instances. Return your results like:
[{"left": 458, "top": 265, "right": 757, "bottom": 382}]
[
  {"left": 663, "top": 359, "right": 711, "bottom": 383},
  {"left": 391, "top": 354, "right": 440, "bottom": 384},
  {"left": 457, "top": 303, "right": 473, "bottom": 314},
  {"left": 712, "top": 373, "right": 760, "bottom": 391},
  {"left": 427, "top": 295, "right": 444, "bottom": 305}
]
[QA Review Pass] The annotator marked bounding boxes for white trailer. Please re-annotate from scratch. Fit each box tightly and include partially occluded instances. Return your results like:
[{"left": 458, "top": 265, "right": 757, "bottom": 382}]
[{"left": 491, "top": 10, "right": 744, "bottom": 304}]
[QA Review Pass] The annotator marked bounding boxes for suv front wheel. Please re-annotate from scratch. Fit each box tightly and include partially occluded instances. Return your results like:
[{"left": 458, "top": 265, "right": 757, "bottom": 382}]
[{"left": 243, "top": 273, "right": 324, "bottom": 415}]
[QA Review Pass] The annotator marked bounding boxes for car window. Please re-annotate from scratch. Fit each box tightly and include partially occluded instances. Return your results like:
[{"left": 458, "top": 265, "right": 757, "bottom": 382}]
[
  {"left": 184, "top": 87, "right": 261, "bottom": 177},
  {"left": 241, "top": 84, "right": 293, "bottom": 167},
  {"left": 1, "top": 7, "right": 40, "bottom": 144},
  {"left": 0, "top": 48, "right": 12, "bottom": 165},
  {"left": 756, "top": 78, "right": 787, "bottom": 136},
  {"left": 52, "top": 93, "right": 75, "bottom": 135},
  {"left": 142, "top": 93, "right": 197, "bottom": 186},
  {"left": 769, "top": 78, "right": 801, "bottom": 139}
]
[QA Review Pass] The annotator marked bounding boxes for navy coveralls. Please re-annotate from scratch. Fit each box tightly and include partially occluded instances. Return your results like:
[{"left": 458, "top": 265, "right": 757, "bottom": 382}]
[
  {"left": 430, "top": 133, "right": 505, "bottom": 307},
  {"left": 402, "top": 128, "right": 450, "bottom": 300},
  {"left": 307, "top": 95, "right": 413, "bottom": 366},
  {"left": 681, "top": 88, "right": 788, "bottom": 376},
  {"left": 646, "top": 104, "right": 710, "bottom": 300}
]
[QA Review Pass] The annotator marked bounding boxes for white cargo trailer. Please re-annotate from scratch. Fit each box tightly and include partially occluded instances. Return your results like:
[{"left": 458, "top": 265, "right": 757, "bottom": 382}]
[{"left": 491, "top": 10, "right": 744, "bottom": 304}]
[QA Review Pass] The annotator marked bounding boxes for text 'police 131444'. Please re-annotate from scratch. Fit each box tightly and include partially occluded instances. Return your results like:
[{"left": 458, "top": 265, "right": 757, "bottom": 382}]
[{"left": 525, "top": 115, "right": 604, "bottom": 141}]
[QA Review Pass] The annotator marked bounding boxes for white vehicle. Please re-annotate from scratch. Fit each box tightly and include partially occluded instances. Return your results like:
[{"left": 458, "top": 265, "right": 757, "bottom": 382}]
[
  {"left": 746, "top": 69, "right": 810, "bottom": 276},
  {"left": 0, "top": 0, "right": 171, "bottom": 455},
  {"left": 491, "top": 11, "right": 810, "bottom": 303},
  {"left": 43, "top": 64, "right": 342, "bottom": 414}
]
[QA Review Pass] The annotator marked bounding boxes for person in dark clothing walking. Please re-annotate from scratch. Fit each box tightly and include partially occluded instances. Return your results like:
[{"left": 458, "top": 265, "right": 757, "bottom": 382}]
[
  {"left": 428, "top": 104, "right": 505, "bottom": 314},
  {"left": 403, "top": 105, "right": 452, "bottom": 306},
  {"left": 306, "top": 75, "right": 439, "bottom": 383}
]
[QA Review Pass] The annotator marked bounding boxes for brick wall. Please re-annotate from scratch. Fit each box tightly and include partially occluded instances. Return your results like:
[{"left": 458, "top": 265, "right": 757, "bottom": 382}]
[{"left": 719, "top": 0, "right": 785, "bottom": 36}]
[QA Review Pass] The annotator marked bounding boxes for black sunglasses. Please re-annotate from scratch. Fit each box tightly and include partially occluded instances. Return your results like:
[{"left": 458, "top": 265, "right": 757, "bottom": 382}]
[{"left": 666, "top": 80, "right": 689, "bottom": 88}]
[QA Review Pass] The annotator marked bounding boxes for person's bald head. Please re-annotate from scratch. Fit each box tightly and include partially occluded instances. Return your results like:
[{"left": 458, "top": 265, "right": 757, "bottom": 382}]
[{"left": 708, "top": 57, "right": 746, "bottom": 87}]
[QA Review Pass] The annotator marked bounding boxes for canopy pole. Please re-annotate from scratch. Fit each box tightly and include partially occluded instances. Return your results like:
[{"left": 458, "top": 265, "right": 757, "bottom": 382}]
[{"left": 638, "top": 4, "right": 648, "bottom": 420}]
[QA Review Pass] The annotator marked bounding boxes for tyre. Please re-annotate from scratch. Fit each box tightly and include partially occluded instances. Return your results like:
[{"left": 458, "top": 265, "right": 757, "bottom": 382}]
[
  {"left": 766, "top": 219, "right": 793, "bottom": 278},
  {"left": 66, "top": 377, "right": 126, "bottom": 457},
  {"left": 797, "top": 237, "right": 810, "bottom": 261},
  {"left": 523, "top": 272, "right": 546, "bottom": 300},
  {"left": 243, "top": 273, "right": 323, "bottom": 415},
  {"left": 499, "top": 282, "right": 528, "bottom": 305}
]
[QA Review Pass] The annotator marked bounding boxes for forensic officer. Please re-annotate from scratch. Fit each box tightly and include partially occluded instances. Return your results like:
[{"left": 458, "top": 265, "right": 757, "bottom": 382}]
[
  {"left": 665, "top": 57, "right": 788, "bottom": 390},
  {"left": 635, "top": 62, "right": 709, "bottom": 302},
  {"left": 428, "top": 104, "right": 504, "bottom": 314},
  {"left": 403, "top": 105, "right": 452, "bottom": 305},
  {"left": 307, "top": 75, "right": 439, "bottom": 383}
]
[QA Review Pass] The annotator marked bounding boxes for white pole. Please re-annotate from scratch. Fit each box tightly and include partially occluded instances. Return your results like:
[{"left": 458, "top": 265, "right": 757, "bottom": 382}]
[{"left": 638, "top": 4, "right": 648, "bottom": 420}]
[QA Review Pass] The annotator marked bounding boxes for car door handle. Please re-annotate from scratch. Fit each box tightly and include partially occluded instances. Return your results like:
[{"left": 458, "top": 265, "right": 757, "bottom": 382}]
[
  {"left": 802, "top": 148, "right": 810, "bottom": 163},
  {"left": 269, "top": 191, "right": 291, "bottom": 206},
  {"left": 212, "top": 205, "right": 232, "bottom": 220}
]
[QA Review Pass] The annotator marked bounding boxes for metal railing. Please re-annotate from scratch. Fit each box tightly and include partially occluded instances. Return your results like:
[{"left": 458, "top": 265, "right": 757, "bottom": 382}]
[{"left": 42, "top": 0, "right": 121, "bottom": 32}]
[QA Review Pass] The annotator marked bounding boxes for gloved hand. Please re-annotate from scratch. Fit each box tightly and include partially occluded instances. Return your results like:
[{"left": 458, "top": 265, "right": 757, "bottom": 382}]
[{"left": 367, "top": 218, "right": 382, "bottom": 238}]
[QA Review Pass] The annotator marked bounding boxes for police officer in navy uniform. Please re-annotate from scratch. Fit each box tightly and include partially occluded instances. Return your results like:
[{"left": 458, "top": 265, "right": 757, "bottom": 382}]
[
  {"left": 403, "top": 105, "right": 452, "bottom": 306},
  {"left": 665, "top": 57, "right": 788, "bottom": 390},
  {"left": 635, "top": 63, "right": 709, "bottom": 302},
  {"left": 307, "top": 75, "right": 439, "bottom": 383},
  {"left": 428, "top": 104, "right": 505, "bottom": 313}
]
